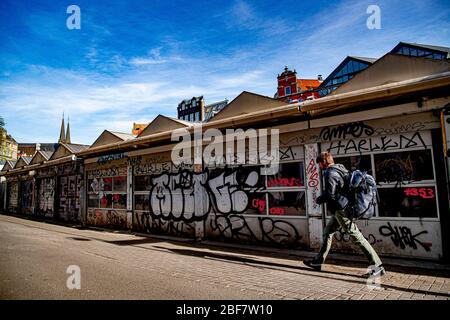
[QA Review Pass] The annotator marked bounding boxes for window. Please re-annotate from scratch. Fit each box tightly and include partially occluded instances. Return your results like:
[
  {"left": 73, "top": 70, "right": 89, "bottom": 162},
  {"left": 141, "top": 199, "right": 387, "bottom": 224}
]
[
  {"left": 267, "top": 191, "right": 306, "bottom": 216},
  {"left": 88, "top": 173, "right": 127, "bottom": 210},
  {"left": 378, "top": 187, "right": 437, "bottom": 218},
  {"left": 374, "top": 150, "right": 434, "bottom": 183},
  {"left": 347, "top": 61, "right": 354, "bottom": 73},
  {"left": 325, "top": 131, "right": 438, "bottom": 218},
  {"left": 285, "top": 87, "right": 291, "bottom": 95},
  {"left": 247, "top": 161, "right": 307, "bottom": 216}
]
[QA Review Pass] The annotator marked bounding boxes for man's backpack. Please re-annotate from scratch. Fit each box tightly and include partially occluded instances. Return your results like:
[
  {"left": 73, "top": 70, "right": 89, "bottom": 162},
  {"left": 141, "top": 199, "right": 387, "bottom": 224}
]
[{"left": 345, "top": 170, "right": 378, "bottom": 220}]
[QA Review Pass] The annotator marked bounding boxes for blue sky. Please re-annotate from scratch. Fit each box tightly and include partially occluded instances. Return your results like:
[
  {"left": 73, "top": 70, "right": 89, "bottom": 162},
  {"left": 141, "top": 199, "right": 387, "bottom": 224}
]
[{"left": 1, "top": 0, "right": 449, "bottom": 145}]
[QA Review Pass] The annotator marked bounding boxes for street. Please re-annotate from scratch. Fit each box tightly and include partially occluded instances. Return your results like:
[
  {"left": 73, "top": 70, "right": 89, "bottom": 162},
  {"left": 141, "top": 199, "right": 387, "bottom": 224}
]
[{"left": 0, "top": 214, "right": 449, "bottom": 300}]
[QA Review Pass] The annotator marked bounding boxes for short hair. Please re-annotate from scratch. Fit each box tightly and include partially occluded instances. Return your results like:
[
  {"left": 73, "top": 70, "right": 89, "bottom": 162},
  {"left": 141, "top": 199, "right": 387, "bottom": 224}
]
[{"left": 316, "top": 151, "right": 334, "bottom": 165}]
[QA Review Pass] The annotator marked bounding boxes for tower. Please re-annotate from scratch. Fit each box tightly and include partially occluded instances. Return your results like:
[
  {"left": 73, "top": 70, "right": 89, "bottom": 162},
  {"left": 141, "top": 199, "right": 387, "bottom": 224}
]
[
  {"left": 66, "top": 116, "right": 71, "bottom": 144},
  {"left": 58, "top": 113, "right": 66, "bottom": 144}
]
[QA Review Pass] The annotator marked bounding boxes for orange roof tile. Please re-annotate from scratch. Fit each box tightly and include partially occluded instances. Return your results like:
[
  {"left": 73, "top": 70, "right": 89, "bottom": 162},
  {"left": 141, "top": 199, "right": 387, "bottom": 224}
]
[{"left": 297, "top": 79, "right": 322, "bottom": 91}]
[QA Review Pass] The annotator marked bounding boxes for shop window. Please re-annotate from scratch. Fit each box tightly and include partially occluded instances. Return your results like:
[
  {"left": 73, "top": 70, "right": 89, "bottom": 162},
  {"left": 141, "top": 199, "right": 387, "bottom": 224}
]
[
  {"left": 88, "top": 178, "right": 99, "bottom": 193},
  {"left": 135, "top": 194, "right": 150, "bottom": 211},
  {"left": 88, "top": 194, "right": 99, "bottom": 208},
  {"left": 378, "top": 186, "right": 438, "bottom": 218},
  {"left": 267, "top": 162, "right": 304, "bottom": 188},
  {"left": 100, "top": 193, "right": 112, "bottom": 208},
  {"left": 267, "top": 191, "right": 306, "bottom": 216},
  {"left": 101, "top": 177, "right": 113, "bottom": 191},
  {"left": 113, "top": 176, "right": 127, "bottom": 192},
  {"left": 334, "top": 155, "right": 372, "bottom": 173},
  {"left": 374, "top": 149, "right": 433, "bottom": 183},
  {"left": 135, "top": 175, "right": 151, "bottom": 191},
  {"left": 247, "top": 192, "right": 268, "bottom": 214},
  {"left": 112, "top": 194, "right": 127, "bottom": 209}
]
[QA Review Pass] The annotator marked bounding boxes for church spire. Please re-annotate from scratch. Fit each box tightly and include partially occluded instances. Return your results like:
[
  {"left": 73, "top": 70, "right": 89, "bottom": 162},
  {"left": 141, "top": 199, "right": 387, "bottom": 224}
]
[
  {"left": 66, "top": 116, "right": 71, "bottom": 144},
  {"left": 58, "top": 112, "right": 66, "bottom": 143}
]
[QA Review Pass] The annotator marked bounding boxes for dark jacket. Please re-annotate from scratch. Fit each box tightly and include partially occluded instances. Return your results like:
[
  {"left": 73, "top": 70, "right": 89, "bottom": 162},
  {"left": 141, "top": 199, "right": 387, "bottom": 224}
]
[{"left": 316, "top": 163, "right": 350, "bottom": 212}]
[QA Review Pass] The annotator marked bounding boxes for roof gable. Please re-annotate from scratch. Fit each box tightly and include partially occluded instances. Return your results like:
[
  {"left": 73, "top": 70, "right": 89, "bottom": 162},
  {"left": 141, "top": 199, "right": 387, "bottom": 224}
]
[
  {"left": 333, "top": 53, "right": 450, "bottom": 95},
  {"left": 49, "top": 144, "right": 72, "bottom": 160},
  {"left": 209, "top": 91, "right": 285, "bottom": 122},
  {"left": 90, "top": 130, "right": 135, "bottom": 148},
  {"left": 14, "top": 157, "right": 32, "bottom": 169},
  {"left": 1, "top": 160, "right": 16, "bottom": 172},
  {"left": 30, "top": 150, "right": 53, "bottom": 165},
  {"left": 138, "top": 115, "right": 191, "bottom": 137},
  {"left": 319, "top": 56, "right": 376, "bottom": 88}
]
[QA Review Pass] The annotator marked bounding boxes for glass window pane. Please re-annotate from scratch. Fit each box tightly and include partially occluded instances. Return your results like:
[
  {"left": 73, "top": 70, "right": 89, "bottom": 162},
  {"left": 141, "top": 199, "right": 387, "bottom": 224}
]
[
  {"left": 267, "top": 191, "right": 306, "bottom": 216},
  {"left": 135, "top": 175, "right": 151, "bottom": 191},
  {"left": 342, "top": 63, "right": 348, "bottom": 75},
  {"left": 135, "top": 194, "right": 150, "bottom": 211},
  {"left": 88, "top": 178, "right": 99, "bottom": 194},
  {"left": 374, "top": 150, "right": 434, "bottom": 183},
  {"left": 88, "top": 195, "right": 99, "bottom": 208},
  {"left": 112, "top": 194, "right": 127, "bottom": 209},
  {"left": 334, "top": 155, "right": 372, "bottom": 173},
  {"left": 347, "top": 61, "right": 354, "bottom": 73},
  {"left": 267, "top": 162, "right": 304, "bottom": 188},
  {"left": 378, "top": 187, "right": 437, "bottom": 218},
  {"left": 246, "top": 193, "right": 267, "bottom": 214},
  {"left": 411, "top": 48, "right": 417, "bottom": 56},
  {"left": 101, "top": 177, "right": 112, "bottom": 191},
  {"left": 113, "top": 176, "right": 127, "bottom": 192},
  {"left": 100, "top": 193, "right": 112, "bottom": 208}
]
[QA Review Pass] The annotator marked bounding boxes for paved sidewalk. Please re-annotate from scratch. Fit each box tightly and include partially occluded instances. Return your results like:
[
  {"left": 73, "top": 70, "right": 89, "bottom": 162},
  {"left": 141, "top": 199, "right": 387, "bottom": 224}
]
[{"left": 1, "top": 214, "right": 449, "bottom": 300}]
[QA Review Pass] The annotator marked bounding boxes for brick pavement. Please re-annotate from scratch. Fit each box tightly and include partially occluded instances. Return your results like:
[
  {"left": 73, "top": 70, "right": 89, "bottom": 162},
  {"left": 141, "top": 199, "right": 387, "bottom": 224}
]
[{"left": 1, "top": 214, "right": 449, "bottom": 300}]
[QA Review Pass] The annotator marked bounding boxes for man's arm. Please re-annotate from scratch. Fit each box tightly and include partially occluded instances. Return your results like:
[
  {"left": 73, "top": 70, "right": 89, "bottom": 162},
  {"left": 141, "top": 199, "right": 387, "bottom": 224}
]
[{"left": 316, "top": 171, "right": 340, "bottom": 204}]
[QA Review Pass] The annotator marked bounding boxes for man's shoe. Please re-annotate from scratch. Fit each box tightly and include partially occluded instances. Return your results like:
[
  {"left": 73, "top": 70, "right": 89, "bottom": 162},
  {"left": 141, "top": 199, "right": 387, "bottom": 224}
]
[
  {"left": 364, "top": 265, "right": 386, "bottom": 278},
  {"left": 303, "top": 259, "right": 322, "bottom": 271}
]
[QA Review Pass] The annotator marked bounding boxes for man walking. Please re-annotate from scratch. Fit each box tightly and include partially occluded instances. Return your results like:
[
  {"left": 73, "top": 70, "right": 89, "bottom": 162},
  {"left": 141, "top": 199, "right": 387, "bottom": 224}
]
[{"left": 303, "top": 152, "right": 385, "bottom": 277}]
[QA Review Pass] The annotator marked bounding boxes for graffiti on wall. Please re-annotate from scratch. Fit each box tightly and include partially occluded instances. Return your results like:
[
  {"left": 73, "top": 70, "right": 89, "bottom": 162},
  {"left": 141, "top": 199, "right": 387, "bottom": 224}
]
[
  {"left": 379, "top": 222, "right": 432, "bottom": 252},
  {"left": 323, "top": 131, "right": 428, "bottom": 156},
  {"left": 87, "top": 208, "right": 128, "bottom": 229},
  {"left": 145, "top": 167, "right": 260, "bottom": 222},
  {"left": 320, "top": 122, "right": 375, "bottom": 141},
  {"left": 333, "top": 222, "right": 433, "bottom": 253},
  {"left": 134, "top": 211, "right": 195, "bottom": 237},
  {"left": 305, "top": 144, "right": 322, "bottom": 216},
  {"left": 7, "top": 181, "right": 19, "bottom": 213},
  {"left": 334, "top": 227, "right": 379, "bottom": 245},
  {"left": 37, "top": 177, "right": 54, "bottom": 217},
  {"left": 20, "top": 179, "right": 33, "bottom": 215},
  {"left": 210, "top": 214, "right": 301, "bottom": 246}
]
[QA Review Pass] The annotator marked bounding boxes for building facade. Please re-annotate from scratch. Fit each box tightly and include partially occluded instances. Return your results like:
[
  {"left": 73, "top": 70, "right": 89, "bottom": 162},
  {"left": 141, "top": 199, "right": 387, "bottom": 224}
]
[
  {"left": 177, "top": 96, "right": 204, "bottom": 122},
  {"left": 1, "top": 45, "right": 450, "bottom": 263},
  {"left": 276, "top": 66, "right": 322, "bottom": 103}
]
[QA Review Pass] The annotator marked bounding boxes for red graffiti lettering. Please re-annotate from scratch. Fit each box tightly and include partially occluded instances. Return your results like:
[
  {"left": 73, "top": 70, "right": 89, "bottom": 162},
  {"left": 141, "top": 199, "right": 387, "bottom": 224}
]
[
  {"left": 267, "top": 177, "right": 303, "bottom": 187},
  {"left": 404, "top": 188, "right": 435, "bottom": 199},
  {"left": 306, "top": 159, "right": 319, "bottom": 190},
  {"left": 252, "top": 198, "right": 266, "bottom": 213},
  {"left": 269, "top": 207, "right": 285, "bottom": 215}
]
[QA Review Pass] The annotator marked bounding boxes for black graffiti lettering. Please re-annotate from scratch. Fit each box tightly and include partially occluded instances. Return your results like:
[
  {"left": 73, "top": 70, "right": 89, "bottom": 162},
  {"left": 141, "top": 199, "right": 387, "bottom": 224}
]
[
  {"left": 326, "top": 132, "right": 427, "bottom": 155},
  {"left": 279, "top": 146, "right": 295, "bottom": 161},
  {"left": 400, "top": 132, "right": 427, "bottom": 149},
  {"left": 320, "top": 122, "right": 375, "bottom": 141},
  {"left": 334, "top": 227, "right": 378, "bottom": 245},
  {"left": 379, "top": 222, "right": 431, "bottom": 252},
  {"left": 210, "top": 214, "right": 301, "bottom": 247}
]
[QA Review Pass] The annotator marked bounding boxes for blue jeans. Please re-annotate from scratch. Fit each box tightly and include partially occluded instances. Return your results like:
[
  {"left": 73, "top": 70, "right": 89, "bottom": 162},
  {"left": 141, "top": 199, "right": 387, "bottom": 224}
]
[{"left": 316, "top": 209, "right": 382, "bottom": 266}]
